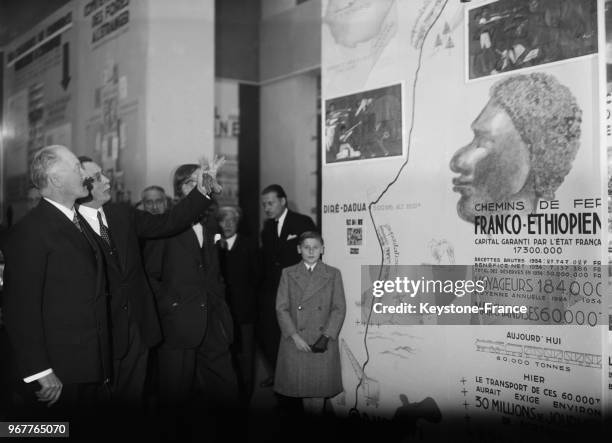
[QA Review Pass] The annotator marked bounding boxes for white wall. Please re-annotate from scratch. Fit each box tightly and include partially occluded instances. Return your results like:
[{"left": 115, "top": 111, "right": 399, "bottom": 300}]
[
  {"left": 144, "top": 0, "right": 215, "bottom": 195},
  {"left": 260, "top": 72, "right": 318, "bottom": 222},
  {"left": 259, "top": 0, "right": 321, "bottom": 226}
]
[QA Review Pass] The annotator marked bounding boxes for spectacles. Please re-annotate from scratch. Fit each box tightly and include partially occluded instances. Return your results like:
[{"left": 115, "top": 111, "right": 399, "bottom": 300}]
[{"left": 91, "top": 172, "right": 105, "bottom": 182}]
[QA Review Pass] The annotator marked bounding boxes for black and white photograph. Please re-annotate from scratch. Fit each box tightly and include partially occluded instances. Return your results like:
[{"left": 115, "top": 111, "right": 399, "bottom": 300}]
[
  {"left": 0, "top": 0, "right": 609, "bottom": 442},
  {"left": 467, "top": 0, "right": 598, "bottom": 80},
  {"left": 325, "top": 84, "right": 403, "bottom": 164},
  {"left": 346, "top": 226, "right": 362, "bottom": 246}
]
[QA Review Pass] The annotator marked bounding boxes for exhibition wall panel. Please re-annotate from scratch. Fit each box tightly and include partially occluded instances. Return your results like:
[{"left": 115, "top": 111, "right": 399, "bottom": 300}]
[{"left": 321, "top": 0, "right": 608, "bottom": 439}]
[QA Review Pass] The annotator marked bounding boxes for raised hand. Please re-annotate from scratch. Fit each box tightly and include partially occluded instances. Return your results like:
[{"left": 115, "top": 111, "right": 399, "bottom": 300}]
[
  {"left": 200, "top": 155, "right": 226, "bottom": 180},
  {"left": 198, "top": 155, "right": 225, "bottom": 195}
]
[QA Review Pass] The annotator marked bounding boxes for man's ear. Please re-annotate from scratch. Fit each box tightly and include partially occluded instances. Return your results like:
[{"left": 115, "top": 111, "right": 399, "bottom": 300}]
[
  {"left": 297, "top": 244, "right": 302, "bottom": 255},
  {"left": 47, "top": 172, "right": 62, "bottom": 189},
  {"left": 281, "top": 197, "right": 287, "bottom": 208}
]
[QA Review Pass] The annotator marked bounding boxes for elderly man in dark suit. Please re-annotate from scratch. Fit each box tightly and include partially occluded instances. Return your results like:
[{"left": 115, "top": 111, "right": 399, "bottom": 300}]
[
  {"left": 216, "top": 206, "right": 260, "bottom": 399},
  {"left": 258, "top": 184, "right": 315, "bottom": 388},
  {"left": 2, "top": 145, "right": 110, "bottom": 419},
  {"left": 75, "top": 156, "right": 216, "bottom": 408}
]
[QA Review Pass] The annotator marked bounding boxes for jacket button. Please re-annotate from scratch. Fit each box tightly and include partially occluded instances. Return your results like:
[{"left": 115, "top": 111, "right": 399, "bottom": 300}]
[
  {"left": 319, "top": 326, "right": 324, "bottom": 331},
  {"left": 171, "top": 302, "right": 179, "bottom": 308},
  {"left": 317, "top": 306, "right": 322, "bottom": 310},
  {"left": 200, "top": 303, "right": 206, "bottom": 309},
  {"left": 104, "top": 378, "right": 110, "bottom": 384},
  {"left": 297, "top": 305, "right": 303, "bottom": 310},
  {"left": 299, "top": 327, "right": 305, "bottom": 332},
  {"left": 198, "top": 264, "right": 204, "bottom": 269},
  {"left": 122, "top": 304, "right": 128, "bottom": 311}
]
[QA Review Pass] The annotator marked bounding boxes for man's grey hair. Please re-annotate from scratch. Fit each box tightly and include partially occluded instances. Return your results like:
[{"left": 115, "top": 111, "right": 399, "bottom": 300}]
[
  {"left": 217, "top": 205, "right": 242, "bottom": 222},
  {"left": 30, "top": 145, "right": 66, "bottom": 190},
  {"left": 141, "top": 185, "right": 166, "bottom": 199}
]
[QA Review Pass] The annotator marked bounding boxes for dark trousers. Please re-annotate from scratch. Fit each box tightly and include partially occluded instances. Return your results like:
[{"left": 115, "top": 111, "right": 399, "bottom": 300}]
[
  {"left": 157, "top": 320, "right": 239, "bottom": 442},
  {"left": 0, "top": 327, "right": 19, "bottom": 419},
  {"left": 10, "top": 380, "right": 111, "bottom": 442},
  {"left": 111, "top": 322, "right": 148, "bottom": 408},
  {"left": 109, "top": 324, "right": 151, "bottom": 439},
  {"left": 158, "top": 337, "right": 238, "bottom": 407},
  {"left": 231, "top": 322, "right": 255, "bottom": 399},
  {"left": 257, "top": 296, "right": 281, "bottom": 374}
]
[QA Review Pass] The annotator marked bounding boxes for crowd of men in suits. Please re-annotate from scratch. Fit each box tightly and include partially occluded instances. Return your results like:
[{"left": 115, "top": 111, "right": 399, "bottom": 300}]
[{"left": 0, "top": 145, "right": 317, "bottom": 441}]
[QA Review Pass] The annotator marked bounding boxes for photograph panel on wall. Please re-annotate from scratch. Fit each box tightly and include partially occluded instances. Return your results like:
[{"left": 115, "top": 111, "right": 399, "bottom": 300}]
[
  {"left": 324, "top": 83, "right": 403, "bottom": 164},
  {"left": 467, "top": 0, "right": 598, "bottom": 80}
]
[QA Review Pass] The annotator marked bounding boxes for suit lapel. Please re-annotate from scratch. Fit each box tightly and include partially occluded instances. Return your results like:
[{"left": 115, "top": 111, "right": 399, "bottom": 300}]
[
  {"left": 75, "top": 211, "right": 106, "bottom": 298},
  {"left": 40, "top": 200, "right": 93, "bottom": 258},
  {"left": 304, "top": 263, "right": 331, "bottom": 301},
  {"left": 289, "top": 263, "right": 310, "bottom": 296},
  {"left": 230, "top": 234, "right": 239, "bottom": 252},
  {"left": 279, "top": 211, "right": 293, "bottom": 241},
  {"left": 178, "top": 226, "right": 202, "bottom": 261},
  {"left": 40, "top": 202, "right": 104, "bottom": 298}
]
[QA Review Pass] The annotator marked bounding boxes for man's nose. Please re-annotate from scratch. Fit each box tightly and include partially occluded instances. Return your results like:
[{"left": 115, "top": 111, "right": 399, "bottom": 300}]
[{"left": 449, "top": 143, "right": 473, "bottom": 175}]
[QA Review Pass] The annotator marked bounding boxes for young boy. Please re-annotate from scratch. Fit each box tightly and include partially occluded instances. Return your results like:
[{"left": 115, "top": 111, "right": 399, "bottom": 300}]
[{"left": 274, "top": 231, "right": 346, "bottom": 414}]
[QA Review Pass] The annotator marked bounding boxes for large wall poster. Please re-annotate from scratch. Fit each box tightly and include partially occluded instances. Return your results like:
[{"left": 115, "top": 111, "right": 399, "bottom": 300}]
[
  {"left": 3, "top": 0, "right": 140, "bottom": 213},
  {"left": 604, "top": 0, "right": 612, "bottom": 414},
  {"left": 79, "top": 0, "right": 139, "bottom": 204},
  {"left": 2, "top": 4, "right": 76, "bottom": 220},
  {"left": 322, "top": 0, "right": 607, "bottom": 440}
]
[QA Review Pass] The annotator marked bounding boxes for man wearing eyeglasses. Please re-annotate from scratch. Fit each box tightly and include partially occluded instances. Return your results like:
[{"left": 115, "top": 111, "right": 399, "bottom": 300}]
[
  {"left": 75, "top": 156, "right": 220, "bottom": 411},
  {"left": 141, "top": 185, "right": 169, "bottom": 215}
]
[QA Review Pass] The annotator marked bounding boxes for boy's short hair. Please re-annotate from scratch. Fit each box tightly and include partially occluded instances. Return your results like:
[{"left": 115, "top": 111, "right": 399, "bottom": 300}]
[{"left": 299, "top": 231, "right": 324, "bottom": 246}]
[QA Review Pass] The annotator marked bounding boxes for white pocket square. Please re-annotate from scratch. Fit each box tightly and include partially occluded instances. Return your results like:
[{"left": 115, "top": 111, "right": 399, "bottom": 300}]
[{"left": 287, "top": 234, "right": 297, "bottom": 240}]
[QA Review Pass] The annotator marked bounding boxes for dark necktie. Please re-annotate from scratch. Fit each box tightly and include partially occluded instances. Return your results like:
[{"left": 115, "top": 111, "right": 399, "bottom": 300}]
[
  {"left": 308, "top": 266, "right": 313, "bottom": 274},
  {"left": 72, "top": 212, "right": 82, "bottom": 232},
  {"left": 218, "top": 238, "right": 228, "bottom": 251},
  {"left": 272, "top": 220, "right": 280, "bottom": 248},
  {"left": 97, "top": 211, "right": 112, "bottom": 247}
]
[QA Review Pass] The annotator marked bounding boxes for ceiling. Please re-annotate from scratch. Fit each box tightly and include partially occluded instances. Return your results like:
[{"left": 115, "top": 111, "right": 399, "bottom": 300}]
[{"left": 0, "top": 0, "right": 71, "bottom": 47}]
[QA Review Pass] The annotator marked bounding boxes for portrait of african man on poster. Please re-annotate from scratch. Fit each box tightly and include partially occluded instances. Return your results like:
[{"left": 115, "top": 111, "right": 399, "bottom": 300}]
[
  {"left": 450, "top": 72, "right": 582, "bottom": 224},
  {"left": 325, "top": 84, "right": 403, "bottom": 164},
  {"left": 467, "top": 0, "right": 597, "bottom": 80}
]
